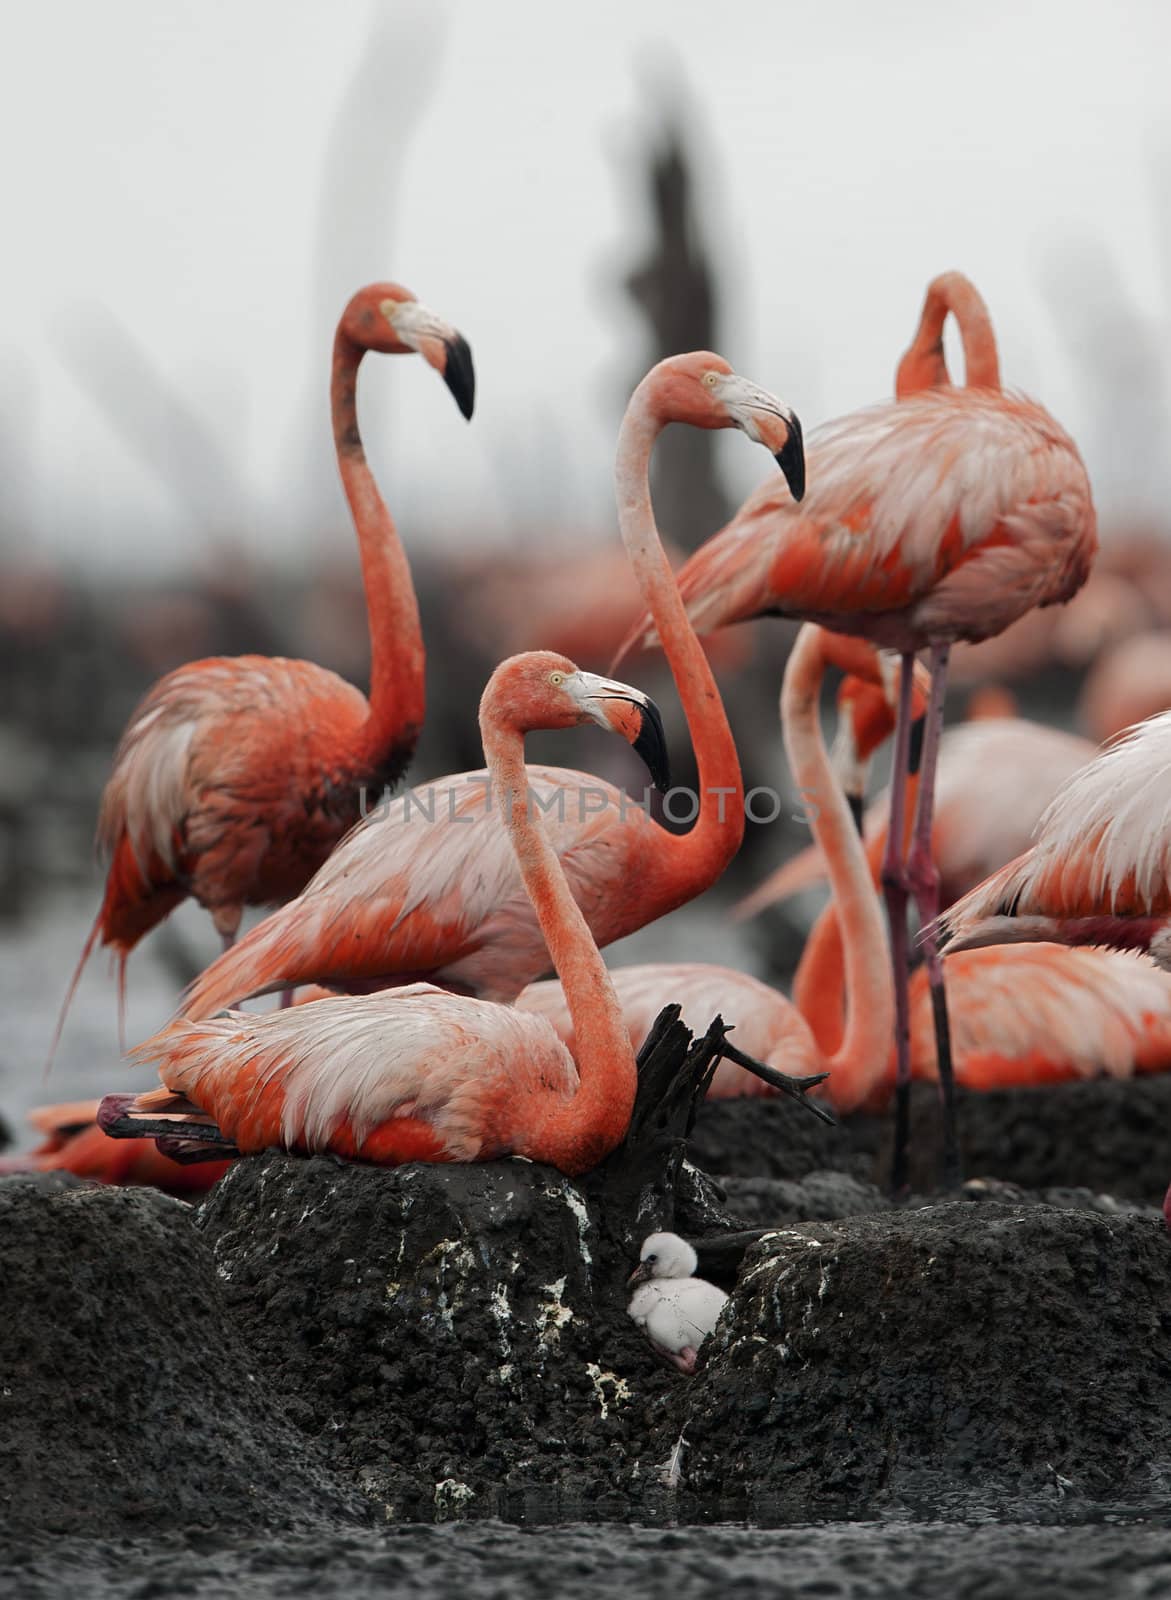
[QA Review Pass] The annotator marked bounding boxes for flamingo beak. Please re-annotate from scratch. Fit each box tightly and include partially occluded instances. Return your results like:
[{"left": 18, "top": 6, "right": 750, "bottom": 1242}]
[
  {"left": 717, "top": 374, "right": 805, "bottom": 502},
  {"left": 385, "top": 300, "right": 476, "bottom": 419},
  {"left": 439, "top": 332, "right": 476, "bottom": 421},
  {"left": 774, "top": 411, "right": 805, "bottom": 502},
  {"left": 628, "top": 1259, "right": 654, "bottom": 1287},
  {"left": 574, "top": 672, "right": 672, "bottom": 792}
]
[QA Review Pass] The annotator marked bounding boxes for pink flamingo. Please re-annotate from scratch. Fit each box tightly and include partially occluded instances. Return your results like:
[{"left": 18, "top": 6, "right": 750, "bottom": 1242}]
[
  {"left": 98, "top": 653, "right": 821, "bottom": 1175},
  {"left": 615, "top": 272, "right": 1098, "bottom": 1187},
  {"left": 175, "top": 352, "right": 804, "bottom": 1021},
  {"left": 53, "top": 283, "right": 474, "bottom": 1052},
  {"left": 518, "top": 625, "right": 894, "bottom": 1113},
  {"left": 941, "top": 708, "right": 1171, "bottom": 967}
]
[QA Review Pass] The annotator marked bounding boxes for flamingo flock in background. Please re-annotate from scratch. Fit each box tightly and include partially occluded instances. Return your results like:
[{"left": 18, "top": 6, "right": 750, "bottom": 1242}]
[
  {"left": 50, "top": 284, "right": 475, "bottom": 1060},
  {"left": 16, "top": 264, "right": 1171, "bottom": 1213}
]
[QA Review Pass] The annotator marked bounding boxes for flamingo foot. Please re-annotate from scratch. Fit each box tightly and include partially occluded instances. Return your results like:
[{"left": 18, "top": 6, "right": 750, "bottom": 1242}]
[
  {"left": 97, "top": 1094, "right": 240, "bottom": 1165},
  {"left": 666, "top": 1346, "right": 699, "bottom": 1376},
  {"left": 717, "top": 1039, "right": 836, "bottom": 1125}
]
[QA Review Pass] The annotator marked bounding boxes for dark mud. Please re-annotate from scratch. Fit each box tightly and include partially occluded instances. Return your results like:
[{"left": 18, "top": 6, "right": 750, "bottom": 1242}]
[
  {"left": 5, "top": 1058, "right": 1171, "bottom": 1597},
  {"left": 0, "top": 1172, "right": 369, "bottom": 1538},
  {"left": 6, "top": 1520, "right": 1171, "bottom": 1600},
  {"left": 693, "top": 1075, "right": 1171, "bottom": 1202}
]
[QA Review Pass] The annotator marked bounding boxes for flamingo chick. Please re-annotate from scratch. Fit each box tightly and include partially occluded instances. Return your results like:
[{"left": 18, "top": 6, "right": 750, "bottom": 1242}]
[
  {"left": 100, "top": 654, "right": 674, "bottom": 1177},
  {"left": 53, "top": 283, "right": 474, "bottom": 1057},
  {"left": 627, "top": 1232, "right": 728, "bottom": 1375}
]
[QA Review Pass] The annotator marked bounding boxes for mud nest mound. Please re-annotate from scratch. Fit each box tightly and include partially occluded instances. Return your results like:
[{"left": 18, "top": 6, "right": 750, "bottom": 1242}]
[
  {"left": 694, "top": 1076, "right": 1171, "bottom": 1202},
  {"left": 0, "top": 1173, "right": 369, "bottom": 1539},
  {"left": 669, "top": 1201, "right": 1171, "bottom": 1519},
  {"left": 195, "top": 1154, "right": 699, "bottom": 1521}
]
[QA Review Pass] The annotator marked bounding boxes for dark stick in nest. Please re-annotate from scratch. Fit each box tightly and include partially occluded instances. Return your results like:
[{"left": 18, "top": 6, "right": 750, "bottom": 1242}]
[{"left": 586, "top": 1005, "right": 833, "bottom": 1257}]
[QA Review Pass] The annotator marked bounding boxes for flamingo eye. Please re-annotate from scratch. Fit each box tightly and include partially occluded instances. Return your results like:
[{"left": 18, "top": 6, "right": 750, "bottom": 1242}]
[
  {"left": 646, "top": 1253, "right": 657, "bottom": 1264},
  {"left": 549, "top": 671, "right": 565, "bottom": 686},
  {"left": 702, "top": 371, "right": 719, "bottom": 389}
]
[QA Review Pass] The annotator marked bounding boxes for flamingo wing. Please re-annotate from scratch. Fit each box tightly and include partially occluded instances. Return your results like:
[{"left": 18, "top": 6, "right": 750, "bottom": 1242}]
[
  {"left": 179, "top": 765, "right": 654, "bottom": 1018},
  {"left": 911, "top": 946, "right": 1171, "bottom": 1087},
  {"left": 616, "top": 389, "right": 1094, "bottom": 659},
  {"left": 132, "top": 987, "right": 577, "bottom": 1161},
  {"left": 98, "top": 656, "right": 370, "bottom": 944},
  {"left": 942, "top": 710, "right": 1171, "bottom": 957}
]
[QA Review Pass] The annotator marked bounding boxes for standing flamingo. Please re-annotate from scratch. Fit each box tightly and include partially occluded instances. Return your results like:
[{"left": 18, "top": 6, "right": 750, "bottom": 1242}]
[
  {"left": 941, "top": 709, "right": 1171, "bottom": 966},
  {"left": 175, "top": 352, "right": 804, "bottom": 1020},
  {"left": 99, "top": 654, "right": 823, "bottom": 1174},
  {"left": 615, "top": 272, "right": 1097, "bottom": 1188},
  {"left": 518, "top": 625, "right": 894, "bottom": 1112},
  {"left": 53, "top": 283, "right": 474, "bottom": 1052}
]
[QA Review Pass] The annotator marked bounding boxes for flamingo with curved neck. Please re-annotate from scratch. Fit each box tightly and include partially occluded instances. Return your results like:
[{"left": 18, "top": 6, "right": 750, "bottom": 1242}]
[
  {"left": 99, "top": 654, "right": 659, "bottom": 1177},
  {"left": 176, "top": 354, "right": 805, "bottom": 1021},
  {"left": 51, "top": 282, "right": 474, "bottom": 1059},
  {"left": 518, "top": 625, "right": 894, "bottom": 1113}
]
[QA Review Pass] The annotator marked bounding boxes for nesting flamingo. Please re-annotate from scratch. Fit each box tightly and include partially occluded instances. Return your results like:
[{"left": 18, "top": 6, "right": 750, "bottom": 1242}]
[
  {"left": 616, "top": 272, "right": 1097, "bottom": 1188},
  {"left": 53, "top": 283, "right": 474, "bottom": 1055},
  {"left": 518, "top": 625, "right": 894, "bottom": 1113},
  {"left": 175, "top": 352, "right": 804, "bottom": 1020},
  {"left": 627, "top": 1232, "right": 728, "bottom": 1375},
  {"left": 941, "top": 709, "right": 1171, "bottom": 967},
  {"left": 98, "top": 654, "right": 823, "bottom": 1175}
]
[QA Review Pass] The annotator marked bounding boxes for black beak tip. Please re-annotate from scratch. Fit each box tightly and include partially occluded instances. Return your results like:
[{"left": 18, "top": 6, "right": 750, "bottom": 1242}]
[
  {"left": 775, "top": 413, "right": 805, "bottom": 502},
  {"left": 442, "top": 334, "right": 476, "bottom": 420},
  {"left": 633, "top": 697, "right": 671, "bottom": 794}
]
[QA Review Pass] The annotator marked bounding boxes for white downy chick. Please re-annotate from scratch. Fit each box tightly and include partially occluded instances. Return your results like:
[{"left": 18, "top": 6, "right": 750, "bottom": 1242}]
[{"left": 626, "top": 1231, "right": 728, "bottom": 1375}]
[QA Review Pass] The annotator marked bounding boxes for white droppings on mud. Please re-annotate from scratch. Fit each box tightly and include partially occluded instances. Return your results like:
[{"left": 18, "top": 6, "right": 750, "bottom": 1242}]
[
  {"left": 536, "top": 1277, "right": 574, "bottom": 1347},
  {"left": 489, "top": 1282, "right": 514, "bottom": 1360},
  {"left": 817, "top": 1262, "right": 832, "bottom": 1301},
  {"left": 544, "top": 1180, "right": 593, "bottom": 1272},
  {"left": 422, "top": 1238, "right": 478, "bottom": 1334},
  {"left": 585, "top": 1362, "right": 631, "bottom": 1419},
  {"left": 433, "top": 1479, "right": 476, "bottom": 1519}
]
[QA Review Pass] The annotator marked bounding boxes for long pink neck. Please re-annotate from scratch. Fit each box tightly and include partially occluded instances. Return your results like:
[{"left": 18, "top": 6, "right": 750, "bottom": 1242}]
[
  {"left": 615, "top": 386, "right": 744, "bottom": 902},
  {"left": 782, "top": 630, "right": 893, "bottom": 1109},
  {"left": 482, "top": 720, "right": 636, "bottom": 1174},
  {"left": 895, "top": 273, "right": 1002, "bottom": 398},
  {"left": 332, "top": 329, "right": 425, "bottom": 774}
]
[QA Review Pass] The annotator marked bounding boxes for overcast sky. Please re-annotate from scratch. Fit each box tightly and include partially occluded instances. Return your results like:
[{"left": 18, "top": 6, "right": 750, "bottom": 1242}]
[{"left": 3, "top": 0, "right": 1170, "bottom": 573}]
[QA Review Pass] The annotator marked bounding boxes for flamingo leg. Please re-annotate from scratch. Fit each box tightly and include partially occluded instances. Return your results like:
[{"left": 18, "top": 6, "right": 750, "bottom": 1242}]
[
  {"left": 905, "top": 644, "right": 960, "bottom": 1189},
  {"left": 880, "top": 653, "right": 916, "bottom": 1198}
]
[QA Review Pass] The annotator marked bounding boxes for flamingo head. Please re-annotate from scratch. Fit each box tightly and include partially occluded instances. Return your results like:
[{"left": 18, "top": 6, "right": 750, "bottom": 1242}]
[
  {"left": 483, "top": 651, "right": 671, "bottom": 791},
  {"left": 642, "top": 351, "right": 804, "bottom": 502},
  {"left": 341, "top": 283, "right": 476, "bottom": 419},
  {"left": 628, "top": 1230, "right": 699, "bottom": 1286}
]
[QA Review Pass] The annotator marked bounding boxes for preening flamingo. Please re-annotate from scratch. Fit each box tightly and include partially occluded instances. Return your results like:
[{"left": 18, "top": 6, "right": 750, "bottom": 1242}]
[
  {"left": 518, "top": 625, "right": 895, "bottom": 1113},
  {"left": 53, "top": 283, "right": 474, "bottom": 1053},
  {"left": 176, "top": 352, "right": 804, "bottom": 1020},
  {"left": 99, "top": 654, "right": 822, "bottom": 1175},
  {"left": 616, "top": 272, "right": 1097, "bottom": 1188},
  {"left": 0, "top": 1101, "right": 230, "bottom": 1197},
  {"left": 941, "top": 709, "right": 1171, "bottom": 967},
  {"left": 627, "top": 1232, "right": 728, "bottom": 1376}
]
